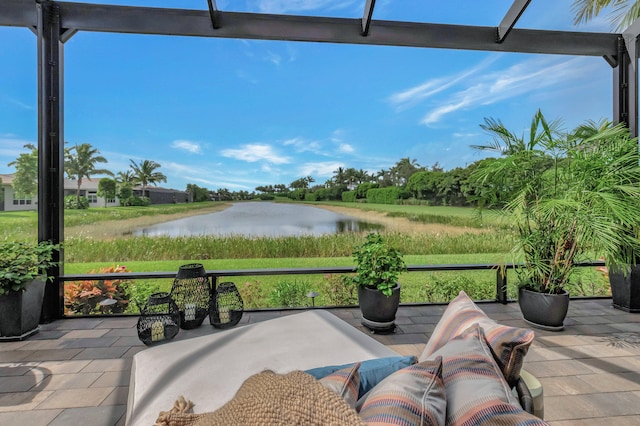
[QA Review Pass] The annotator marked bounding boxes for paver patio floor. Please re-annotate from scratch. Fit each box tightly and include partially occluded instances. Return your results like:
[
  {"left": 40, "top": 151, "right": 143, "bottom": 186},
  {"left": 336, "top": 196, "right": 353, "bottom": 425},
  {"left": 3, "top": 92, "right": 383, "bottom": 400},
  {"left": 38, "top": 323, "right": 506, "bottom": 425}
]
[{"left": 1, "top": 298, "right": 640, "bottom": 425}]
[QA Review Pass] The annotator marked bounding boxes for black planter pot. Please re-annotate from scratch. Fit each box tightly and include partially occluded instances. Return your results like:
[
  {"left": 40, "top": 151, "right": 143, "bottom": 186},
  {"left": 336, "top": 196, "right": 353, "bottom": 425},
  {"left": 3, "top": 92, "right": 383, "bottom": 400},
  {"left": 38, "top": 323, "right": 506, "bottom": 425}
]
[
  {"left": 518, "top": 288, "right": 569, "bottom": 331},
  {"left": 358, "top": 284, "right": 400, "bottom": 333},
  {"left": 609, "top": 265, "right": 640, "bottom": 313},
  {"left": 0, "top": 279, "right": 46, "bottom": 341}
]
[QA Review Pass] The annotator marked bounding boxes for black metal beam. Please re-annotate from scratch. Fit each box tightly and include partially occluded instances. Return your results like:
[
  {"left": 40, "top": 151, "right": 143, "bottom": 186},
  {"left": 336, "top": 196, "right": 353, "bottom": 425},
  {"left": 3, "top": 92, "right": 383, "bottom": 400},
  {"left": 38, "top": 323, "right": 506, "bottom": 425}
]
[
  {"left": 206, "top": 0, "right": 220, "bottom": 30},
  {"left": 614, "top": 35, "right": 638, "bottom": 137},
  {"left": 0, "top": 0, "right": 36, "bottom": 28},
  {"left": 497, "top": 0, "right": 531, "bottom": 43},
  {"left": 37, "top": 1, "right": 65, "bottom": 322},
  {"left": 0, "top": 1, "right": 619, "bottom": 57},
  {"left": 361, "top": 0, "right": 376, "bottom": 36}
]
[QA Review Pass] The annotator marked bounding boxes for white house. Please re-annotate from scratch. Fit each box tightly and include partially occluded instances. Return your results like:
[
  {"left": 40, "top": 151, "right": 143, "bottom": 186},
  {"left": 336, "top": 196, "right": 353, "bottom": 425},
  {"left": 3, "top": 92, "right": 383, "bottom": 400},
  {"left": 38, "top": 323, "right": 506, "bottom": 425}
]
[{"left": 0, "top": 173, "right": 118, "bottom": 211}]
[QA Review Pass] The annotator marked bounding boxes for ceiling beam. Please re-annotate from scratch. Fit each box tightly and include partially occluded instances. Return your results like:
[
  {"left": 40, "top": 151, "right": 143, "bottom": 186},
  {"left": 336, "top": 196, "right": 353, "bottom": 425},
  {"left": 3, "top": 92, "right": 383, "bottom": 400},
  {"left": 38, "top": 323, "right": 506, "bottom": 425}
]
[
  {"left": 0, "top": 1, "right": 619, "bottom": 57},
  {"left": 497, "top": 0, "right": 531, "bottom": 43},
  {"left": 0, "top": 0, "right": 36, "bottom": 28},
  {"left": 361, "top": 0, "right": 376, "bottom": 36},
  {"left": 206, "top": 0, "right": 220, "bottom": 30}
]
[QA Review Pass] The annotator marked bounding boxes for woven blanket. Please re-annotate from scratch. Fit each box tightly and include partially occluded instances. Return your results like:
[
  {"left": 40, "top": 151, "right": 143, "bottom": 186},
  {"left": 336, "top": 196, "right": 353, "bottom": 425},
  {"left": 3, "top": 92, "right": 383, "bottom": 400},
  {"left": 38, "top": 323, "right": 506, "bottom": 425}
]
[{"left": 155, "top": 370, "right": 366, "bottom": 426}]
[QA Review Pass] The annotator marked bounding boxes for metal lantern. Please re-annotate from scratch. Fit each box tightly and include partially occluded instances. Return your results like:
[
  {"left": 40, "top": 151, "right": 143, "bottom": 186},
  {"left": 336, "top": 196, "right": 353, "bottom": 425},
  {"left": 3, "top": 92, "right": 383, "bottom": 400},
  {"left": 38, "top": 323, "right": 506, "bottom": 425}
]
[
  {"left": 137, "top": 292, "right": 180, "bottom": 346},
  {"left": 210, "top": 281, "right": 244, "bottom": 329},
  {"left": 170, "top": 263, "right": 211, "bottom": 329}
]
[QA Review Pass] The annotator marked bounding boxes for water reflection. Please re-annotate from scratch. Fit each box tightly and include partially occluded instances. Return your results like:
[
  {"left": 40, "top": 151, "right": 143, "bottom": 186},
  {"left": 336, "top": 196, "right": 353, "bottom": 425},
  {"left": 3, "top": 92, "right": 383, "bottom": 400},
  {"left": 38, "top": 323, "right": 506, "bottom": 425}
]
[{"left": 135, "top": 202, "right": 383, "bottom": 237}]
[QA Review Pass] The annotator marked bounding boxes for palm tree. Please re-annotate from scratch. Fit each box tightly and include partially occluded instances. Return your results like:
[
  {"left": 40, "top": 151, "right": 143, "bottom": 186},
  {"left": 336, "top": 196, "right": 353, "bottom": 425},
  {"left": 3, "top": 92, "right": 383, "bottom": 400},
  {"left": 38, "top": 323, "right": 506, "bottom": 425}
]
[
  {"left": 64, "top": 143, "right": 113, "bottom": 203},
  {"left": 115, "top": 170, "right": 136, "bottom": 186},
  {"left": 572, "top": 0, "right": 640, "bottom": 31},
  {"left": 129, "top": 159, "right": 167, "bottom": 198}
]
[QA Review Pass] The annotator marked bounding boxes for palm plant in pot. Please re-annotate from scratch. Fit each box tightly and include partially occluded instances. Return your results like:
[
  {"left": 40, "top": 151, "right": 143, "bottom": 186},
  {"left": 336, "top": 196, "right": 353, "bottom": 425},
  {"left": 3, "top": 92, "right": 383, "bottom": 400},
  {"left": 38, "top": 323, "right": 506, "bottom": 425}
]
[
  {"left": 352, "top": 233, "right": 406, "bottom": 333},
  {"left": 473, "top": 110, "right": 640, "bottom": 330},
  {"left": 0, "top": 240, "right": 59, "bottom": 340}
]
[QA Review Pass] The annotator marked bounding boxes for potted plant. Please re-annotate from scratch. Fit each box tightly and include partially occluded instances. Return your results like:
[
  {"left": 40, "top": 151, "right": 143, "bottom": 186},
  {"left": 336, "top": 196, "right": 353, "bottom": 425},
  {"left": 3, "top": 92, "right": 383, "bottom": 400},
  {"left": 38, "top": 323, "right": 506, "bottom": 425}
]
[
  {"left": 608, "top": 234, "right": 640, "bottom": 312},
  {"left": 352, "top": 233, "right": 406, "bottom": 333},
  {"left": 0, "top": 240, "right": 59, "bottom": 340},
  {"left": 473, "top": 111, "right": 640, "bottom": 330}
]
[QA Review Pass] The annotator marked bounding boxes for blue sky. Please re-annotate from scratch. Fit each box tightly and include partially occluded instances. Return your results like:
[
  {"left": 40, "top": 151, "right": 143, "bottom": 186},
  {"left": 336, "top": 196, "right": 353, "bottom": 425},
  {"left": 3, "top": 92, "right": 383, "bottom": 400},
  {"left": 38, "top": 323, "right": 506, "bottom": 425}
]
[{"left": 0, "top": 1, "right": 616, "bottom": 192}]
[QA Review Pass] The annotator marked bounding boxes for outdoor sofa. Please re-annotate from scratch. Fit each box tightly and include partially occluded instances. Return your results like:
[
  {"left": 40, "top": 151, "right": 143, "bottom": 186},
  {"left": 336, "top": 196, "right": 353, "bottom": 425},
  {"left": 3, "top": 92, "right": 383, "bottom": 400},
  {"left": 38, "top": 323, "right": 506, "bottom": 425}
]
[{"left": 126, "top": 291, "right": 544, "bottom": 425}]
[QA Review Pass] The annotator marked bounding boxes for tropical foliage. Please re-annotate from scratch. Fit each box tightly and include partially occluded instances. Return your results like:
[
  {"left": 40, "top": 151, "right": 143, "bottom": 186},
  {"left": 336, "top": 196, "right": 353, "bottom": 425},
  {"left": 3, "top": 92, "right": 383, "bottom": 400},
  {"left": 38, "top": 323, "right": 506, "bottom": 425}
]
[
  {"left": 64, "top": 265, "right": 132, "bottom": 315},
  {"left": 572, "top": 0, "right": 640, "bottom": 31},
  {"left": 0, "top": 241, "right": 59, "bottom": 295},
  {"left": 472, "top": 110, "right": 640, "bottom": 294},
  {"left": 129, "top": 159, "right": 167, "bottom": 198},
  {"left": 64, "top": 143, "right": 113, "bottom": 203}
]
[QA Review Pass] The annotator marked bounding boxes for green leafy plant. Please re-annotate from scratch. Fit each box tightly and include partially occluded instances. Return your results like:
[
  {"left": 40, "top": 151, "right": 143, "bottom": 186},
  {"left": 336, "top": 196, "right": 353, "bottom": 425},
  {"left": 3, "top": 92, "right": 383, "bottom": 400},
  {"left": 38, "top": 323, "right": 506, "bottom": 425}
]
[
  {"left": 128, "top": 280, "right": 161, "bottom": 312},
  {"left": 0, "top": 241, "right": 59, "bottom": 295},
  {"left": 319, "top": 274, "right": 358, "bottom": 305},
  {"left": 352, "top": 233, "right": 406, "bottom": 296},
  {"left": 268, "top": 279, "right": 312, "bottom": 308},
  {"left": 473, "top": 111, "right": 640, "bottom": 294}
]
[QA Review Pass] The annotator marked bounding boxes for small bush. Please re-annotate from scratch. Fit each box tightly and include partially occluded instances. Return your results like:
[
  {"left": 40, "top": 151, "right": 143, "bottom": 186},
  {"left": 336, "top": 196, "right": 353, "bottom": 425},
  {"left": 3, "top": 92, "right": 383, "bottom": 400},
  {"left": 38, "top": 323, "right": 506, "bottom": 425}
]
[
  {"left": 318, "top": 274, "right": 357, "bottom": 306},
  {"left": 304, "top": 192, "right": 318, "bottom": 201},
  {"left": 422, "top": 275, "right": 494, "bottom": 303},
  {"left": 64, "top": 195, "right": 89, "bottom": 210},
  {"left": 258, "top": 193, "right": 275, "bottom": 201},
  {"left": 239, "top": 280, "right": 267, "bottom": 309},
  {"left": 128, "top": 280, "right": 161, "bottom": 313},
  {"left": 64, "top": 265, "right": 132, "bottom": 315},
  {"left": 268, "top": 279, "right": 312, "bottom": 308}
]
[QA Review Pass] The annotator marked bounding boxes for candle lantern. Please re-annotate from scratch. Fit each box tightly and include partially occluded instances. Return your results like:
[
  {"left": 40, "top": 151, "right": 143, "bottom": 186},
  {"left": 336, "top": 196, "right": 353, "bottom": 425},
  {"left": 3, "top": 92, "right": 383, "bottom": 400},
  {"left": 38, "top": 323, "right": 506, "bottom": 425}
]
[
  {"left": 136, "top": 292, "right": 180, "bottom": 346},
  {"left": 170, "top": 263, "right": 211, "bottom": 329},
  {"left": 210, "top": 282, "right": 244, "bottom": 329}
]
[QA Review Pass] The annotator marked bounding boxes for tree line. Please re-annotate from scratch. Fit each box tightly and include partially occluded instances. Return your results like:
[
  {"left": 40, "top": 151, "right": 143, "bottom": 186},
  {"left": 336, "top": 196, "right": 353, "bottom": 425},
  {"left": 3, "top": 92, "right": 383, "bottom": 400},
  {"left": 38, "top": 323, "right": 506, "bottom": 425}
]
[{"left": 8, "top": 143, "right": 167, "bottom": 208}]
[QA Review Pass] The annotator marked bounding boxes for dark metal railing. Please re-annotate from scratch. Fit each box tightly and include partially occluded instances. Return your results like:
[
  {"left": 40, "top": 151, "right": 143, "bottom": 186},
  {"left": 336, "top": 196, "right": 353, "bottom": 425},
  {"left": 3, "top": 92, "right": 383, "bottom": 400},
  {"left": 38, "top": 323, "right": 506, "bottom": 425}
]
[{"left": 59, "top": 260, "right": 607, "bottom": 317}]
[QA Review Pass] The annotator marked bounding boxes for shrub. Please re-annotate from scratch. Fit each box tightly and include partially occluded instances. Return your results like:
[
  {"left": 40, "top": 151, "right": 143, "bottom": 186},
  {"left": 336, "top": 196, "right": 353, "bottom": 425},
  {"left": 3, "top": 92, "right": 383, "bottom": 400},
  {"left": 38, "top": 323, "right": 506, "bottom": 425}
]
[
  {"left": 268, "top": 279, "right": 312, "bottom": 308},
  {"left": 304, "top": 192, "right": 318, "bottom": 201},
  {"left": 341, "top": 191, "right": 356, "bottom": 202},
  {"left": 422, "top": 275, "right": 494, "bottom": 303},
  {"left": 64, "top": 195, "right": 89, "bottom": 210},
  {"left": 318, "top": 274, "right": 358, "bottom": 306},
  {"left": 366, "top": 187, "right": 402, "bottom": 204},
  {"left": 258, "top": 193, "right": 275, "bottom": 201},
  {"left": 64, "top": 265, "right": 132, "bottom": 315},
  {"left": 238, "top": 280, "right": 267, "bottom": 309},
  {"left": 128, "top": 280, "right": 161, "bottom": 312}
]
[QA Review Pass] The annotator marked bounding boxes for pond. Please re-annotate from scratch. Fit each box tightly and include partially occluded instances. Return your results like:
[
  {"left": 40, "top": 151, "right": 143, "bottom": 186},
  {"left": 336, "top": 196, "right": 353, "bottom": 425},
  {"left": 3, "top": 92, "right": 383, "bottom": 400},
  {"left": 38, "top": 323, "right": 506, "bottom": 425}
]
[{"left": 134, "top": 202, "right": 383, "bottom": 237}]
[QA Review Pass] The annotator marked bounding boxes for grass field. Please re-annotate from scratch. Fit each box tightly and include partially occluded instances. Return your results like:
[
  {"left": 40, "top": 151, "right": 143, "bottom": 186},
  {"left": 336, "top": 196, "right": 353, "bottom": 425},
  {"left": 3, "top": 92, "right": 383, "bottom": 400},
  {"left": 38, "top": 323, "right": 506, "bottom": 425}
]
[{"left": 1, "top": 201, "right": 610, "bottom": 314}]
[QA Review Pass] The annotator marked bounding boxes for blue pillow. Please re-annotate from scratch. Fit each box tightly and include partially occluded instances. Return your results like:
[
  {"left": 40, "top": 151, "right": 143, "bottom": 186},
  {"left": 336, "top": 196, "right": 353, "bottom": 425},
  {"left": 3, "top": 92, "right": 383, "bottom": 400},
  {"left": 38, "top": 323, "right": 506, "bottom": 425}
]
[{"left": 305, "top": 355, "right": 417, "bottom": 398}]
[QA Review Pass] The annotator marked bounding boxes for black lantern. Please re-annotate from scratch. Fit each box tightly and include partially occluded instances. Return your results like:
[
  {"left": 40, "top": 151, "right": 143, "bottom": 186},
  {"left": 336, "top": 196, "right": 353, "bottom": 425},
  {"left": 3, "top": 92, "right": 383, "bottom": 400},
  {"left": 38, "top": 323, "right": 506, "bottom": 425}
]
[
  {"left": 210, "top": 282, "right": 244, "bottom": 329},
  {"left": 137, "top": 292, "right": 180, "bottom": 346},
  {"left": 170, "top": 264, "right": 211, "bottom": 329}
]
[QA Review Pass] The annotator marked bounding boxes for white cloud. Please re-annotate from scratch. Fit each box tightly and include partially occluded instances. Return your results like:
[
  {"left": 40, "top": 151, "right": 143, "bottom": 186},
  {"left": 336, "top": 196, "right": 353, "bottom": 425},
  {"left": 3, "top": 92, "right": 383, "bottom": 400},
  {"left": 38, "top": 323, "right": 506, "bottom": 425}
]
[
  {"left": 221, "top": 143, "right": 291, "bottom": 164},
  {"left": 388, "top": 55, "right": 499, "bottom": 111},
  {"left": 256, "top": 0, "right": 357, "bottom": 14},
  {"left": 337, "top": 143, "right": 354, "bottom": 154},
  {"left": 298, "top": 161, "right": 344, "bottom": 178},
  {"left": 282, "top": 137, "right": 324, "bottom": 154},
  {"left": 420, "top": 56, "right": 598, "bottom": 126},
  {"left": 171, "top": 139, "right": 202, "bottom": 154}
]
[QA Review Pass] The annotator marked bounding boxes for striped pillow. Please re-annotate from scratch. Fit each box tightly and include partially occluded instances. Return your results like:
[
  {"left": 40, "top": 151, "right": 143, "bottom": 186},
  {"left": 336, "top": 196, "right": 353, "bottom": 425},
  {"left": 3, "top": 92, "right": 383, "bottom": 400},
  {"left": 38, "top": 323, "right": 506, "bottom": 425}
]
[
  {"left": 318, "top": 362, "right": 361, "bottom": 409},
  {"left": 428, "top": 325, "right": 548, "bottom": 426},
  {"left": 357, "top": 357, "right": 446, "bottom": 426},
  {"left": 419, "top": 290, "right": 534, "bottom": 385}
]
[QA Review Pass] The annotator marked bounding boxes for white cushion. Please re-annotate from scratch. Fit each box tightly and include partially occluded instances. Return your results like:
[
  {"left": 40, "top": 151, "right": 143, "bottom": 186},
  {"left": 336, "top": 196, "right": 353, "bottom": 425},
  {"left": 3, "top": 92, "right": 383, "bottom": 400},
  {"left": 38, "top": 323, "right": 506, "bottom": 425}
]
[{"left": 126, "top": 310, "right": 397, "bottom": 426}]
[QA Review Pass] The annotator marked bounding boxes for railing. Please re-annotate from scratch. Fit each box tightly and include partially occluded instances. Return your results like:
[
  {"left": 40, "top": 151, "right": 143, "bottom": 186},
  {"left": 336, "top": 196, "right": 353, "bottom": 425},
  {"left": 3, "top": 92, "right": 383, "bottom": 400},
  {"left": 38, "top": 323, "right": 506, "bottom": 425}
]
[{"left": 60, "top": 260, "right": 607, "bottom": 317}]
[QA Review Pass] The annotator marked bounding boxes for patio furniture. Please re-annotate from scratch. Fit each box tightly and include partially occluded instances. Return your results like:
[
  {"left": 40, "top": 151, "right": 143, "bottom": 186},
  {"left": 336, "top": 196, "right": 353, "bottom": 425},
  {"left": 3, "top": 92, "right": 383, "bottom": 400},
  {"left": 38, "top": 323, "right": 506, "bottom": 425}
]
[{"left": 126, "top": 308, "right": 544, "bottom": 425}]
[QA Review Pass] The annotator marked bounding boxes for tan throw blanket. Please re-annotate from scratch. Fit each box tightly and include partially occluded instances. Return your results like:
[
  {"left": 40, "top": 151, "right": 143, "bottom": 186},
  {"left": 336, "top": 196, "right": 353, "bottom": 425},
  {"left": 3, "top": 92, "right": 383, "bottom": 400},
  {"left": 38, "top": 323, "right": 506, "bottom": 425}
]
[{"left": 155, "top": 370, "right": 366, "bottom": 426}]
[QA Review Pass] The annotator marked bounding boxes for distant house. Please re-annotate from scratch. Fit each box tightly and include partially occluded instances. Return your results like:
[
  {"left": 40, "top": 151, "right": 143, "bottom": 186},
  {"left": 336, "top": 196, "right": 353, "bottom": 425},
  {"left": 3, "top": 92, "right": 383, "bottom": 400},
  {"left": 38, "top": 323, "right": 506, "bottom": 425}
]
[{"left": 0, "top": 173, "right": 191, "bottom": 211}]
